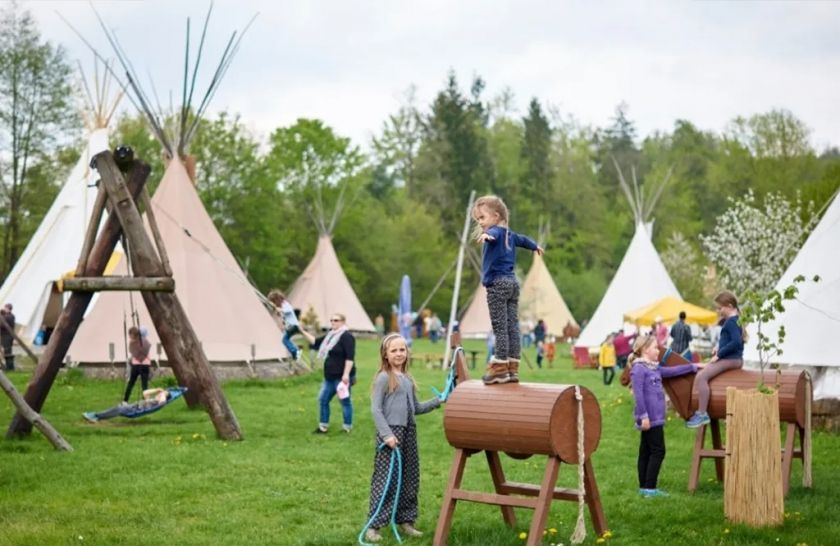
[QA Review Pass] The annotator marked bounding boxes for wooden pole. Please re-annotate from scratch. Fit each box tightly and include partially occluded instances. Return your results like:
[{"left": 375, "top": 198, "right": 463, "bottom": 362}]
[
  {"left": 140, "top": 187, "right": 173, "bottom": 277},
  {"left": 0, "top": 370, "right": 73, "bottom": 451},
  {"left": 7, "top": 160, "right": 152, "bottom": 438},
  {"left": 61, "top": 277, "right": 175, "bottom": 292},
  {"left": 444, "top": 190, "right": 476, "bottom": 367},
  {"left": 75, "top": 185, "right": 107, "bottom": 275},
  {"left": 93, "top": 152, "right": 241, "bottom": 441}
]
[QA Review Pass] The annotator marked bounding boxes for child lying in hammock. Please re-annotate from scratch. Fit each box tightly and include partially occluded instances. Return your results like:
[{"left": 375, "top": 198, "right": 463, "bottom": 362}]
[{"left": 83, "top": 388, "right": 177, "bottom": 422}]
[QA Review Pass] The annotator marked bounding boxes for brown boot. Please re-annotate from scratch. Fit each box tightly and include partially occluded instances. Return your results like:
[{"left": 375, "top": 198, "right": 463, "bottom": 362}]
[
  {"left": 508, "top": 359, "right": 520, "bottom": 383},
  {"left": 482, "top": 358, "right": 510, "bottom": 385}
]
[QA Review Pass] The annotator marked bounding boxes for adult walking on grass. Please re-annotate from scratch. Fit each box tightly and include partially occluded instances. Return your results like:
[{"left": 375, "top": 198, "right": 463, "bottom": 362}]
[{"left": 312, "top": 313, "right": 356, "bottom": 434}]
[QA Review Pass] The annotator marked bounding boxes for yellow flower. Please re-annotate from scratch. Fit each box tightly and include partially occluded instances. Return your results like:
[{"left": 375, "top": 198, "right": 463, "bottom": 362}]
[
  {"left": 596, "top": 539, "right": 606, "bottom": 544},
  {"left": 519, "top": 531, "right": 527, "bottom": 540},
  {"left": 603, "top": 530, "right": 613, "bottom": 538},
  {"left": 549, "top": 528, "right": 558, "bottom": 534},
  {"left": 724, "top": 528, "right": 730, "bottom": 534}
]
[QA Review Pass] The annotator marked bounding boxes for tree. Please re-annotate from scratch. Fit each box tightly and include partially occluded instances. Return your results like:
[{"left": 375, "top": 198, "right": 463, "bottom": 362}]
[
  {"left": 371, "top": 85, "right": 422, "bottom": 192},
  {"left": 0, "top": 4, "right": 77, "bottom": 276},
  {"left": 660, "top": 231, "right": 705, "bottom": 303},
  {"left": 700, "top": 190, "right": 816, "bottom": 296},
  {"left": 520, "top": 98, "right": 553, "bottom": 223}
]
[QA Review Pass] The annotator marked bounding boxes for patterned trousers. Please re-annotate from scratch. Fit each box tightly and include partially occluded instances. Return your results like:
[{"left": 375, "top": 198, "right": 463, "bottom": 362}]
[
  {"left": 367, "top": 425, "right": 420, "bottom": 528},
  {"left": 486, "top": 276, "right": 521, "bottom": 361}
]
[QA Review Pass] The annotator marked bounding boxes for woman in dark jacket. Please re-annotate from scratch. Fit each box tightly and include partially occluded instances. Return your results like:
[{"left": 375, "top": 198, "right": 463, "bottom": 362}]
[{"left": 312, "top": 313, "right": 356, "bottom": 434}]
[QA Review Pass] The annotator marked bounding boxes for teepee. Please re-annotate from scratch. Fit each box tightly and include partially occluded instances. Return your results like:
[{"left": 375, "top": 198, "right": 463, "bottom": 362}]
[
  {"left": 0, "top": 63, "right": 121, "bottom": 342},
  {"left": 744, "top": 188, "right": 840, "bottom": 402},
  {"left": 457, "top": 283, "right": 492, "bottom": 339},
  {"left": 519, "top": 223, "right": 577, "bottom": 337},
  {"left": 67, "top": 9, "right": 287, "bottom": 365},
  {"left": 576, "top": 162, "right": 679, "bottom": 349}
]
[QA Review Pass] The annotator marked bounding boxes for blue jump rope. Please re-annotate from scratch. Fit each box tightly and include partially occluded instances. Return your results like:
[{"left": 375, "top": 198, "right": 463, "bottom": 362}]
[{"left": 357, "top": 347, "right": 462, "bottom": 545}]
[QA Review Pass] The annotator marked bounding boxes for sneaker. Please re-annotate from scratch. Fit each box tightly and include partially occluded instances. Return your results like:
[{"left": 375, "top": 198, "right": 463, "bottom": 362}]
[
  {"left": 398, "top": 523, "right": 423, "bottom": 537},
  {"left": 119, "top": 401, "right": 130, "bottom": 408},
  {"left": 482, "top": 359, "right": 510, "bottom": 385},
  {"left": 342, "top": 426, "right": 352, "bottom": 434},
  {"left": 641, "top": 488, "right": 669, "bottom": 498},
  {"left": 508, "top": 359, "right": 520, "bottom": 383},
  {"left": 364, "top": 528, "right": 382, "bottom": 542},
  {"left": 82, "top": 412, "right": 99, "bottom": 423},
  {"left": 312, "top": 426, "right": 328, "bottom": 434},
  {"left": 685, "top": 411, "right": 710, "bottom": 429}
]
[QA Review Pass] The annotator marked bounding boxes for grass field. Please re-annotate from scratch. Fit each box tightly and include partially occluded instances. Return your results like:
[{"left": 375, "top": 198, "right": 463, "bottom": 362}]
[{"left": 0, "top": 338, "right": 838, "bottom": 546}]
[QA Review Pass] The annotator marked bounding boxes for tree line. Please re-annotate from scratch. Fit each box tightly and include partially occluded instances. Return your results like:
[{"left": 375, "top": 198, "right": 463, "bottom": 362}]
[{"left": 2, "top": 4, "right": 839, "bottom": 325}]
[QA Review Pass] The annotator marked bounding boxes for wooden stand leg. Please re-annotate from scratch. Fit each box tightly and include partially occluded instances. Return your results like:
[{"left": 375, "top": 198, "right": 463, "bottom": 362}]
[
  {"left": 434, "top": 448, "right": 468, "bottom": 546},
  {"left": 583, "top": 458, "right": 608, "bottom": 535},
  {"left": 782, "top": 422, "right": 795, "bottom": 496},
  {"left": 526, "top": 456, "right": 560, "bottom": 546},
  {"left": 801, "top": 423, "right": 812, "bottom": 488},
  {"left": 486, "top": 451, "right": 516, "bottom": 527},
  {"left": 710, "top": 419, "right": 725, "bottom": 482},
  {"left": 688, "top": 424, "right": 706, "bottom": 492}
]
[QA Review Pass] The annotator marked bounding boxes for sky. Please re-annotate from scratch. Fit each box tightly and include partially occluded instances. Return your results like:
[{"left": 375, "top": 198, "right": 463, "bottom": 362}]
[{"left": 17, "top": 0, "right": 840, "bottom": 151}]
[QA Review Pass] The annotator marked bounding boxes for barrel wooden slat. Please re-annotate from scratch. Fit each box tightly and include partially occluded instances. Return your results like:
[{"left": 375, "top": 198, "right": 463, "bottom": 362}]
[
  {"left": 444, "top": 380, "right": 601, "bottom": 463},
  {"left": 660, "top": 350, "right": 809, "bottom": 427}
]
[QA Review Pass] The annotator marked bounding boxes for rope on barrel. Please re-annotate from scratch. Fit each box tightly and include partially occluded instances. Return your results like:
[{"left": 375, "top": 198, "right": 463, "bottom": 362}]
[{"left": 570, "top": 384, "right": 587, "bottom": 545}]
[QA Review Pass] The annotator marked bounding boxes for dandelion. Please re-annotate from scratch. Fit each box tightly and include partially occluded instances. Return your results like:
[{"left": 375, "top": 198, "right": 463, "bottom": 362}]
[
  {"left": 519, "top": 531, "right": 527, "bottom": 540},
  {"left": 596, "top": 539, "right": 605, "bottom": 544},
  {"left": 603, "top": 530, "right": 613, "bottom": 538},
  {"left": 192, "top": 433, "right": 200, "bottom": 439},
  {"left": 724, "top": 528, "right": 730, "bottom": 534},
  {"left": 549, "top": 528, "right": 558, "bottom": 534}
]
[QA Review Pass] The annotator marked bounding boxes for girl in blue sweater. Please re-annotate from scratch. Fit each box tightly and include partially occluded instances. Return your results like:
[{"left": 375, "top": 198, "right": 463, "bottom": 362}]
[
  {"left": 630, "top": 334, "right": 697, "bottom": 497},
  {"left": 472, "top": 195, "right": 543, "bottom": 385},
  {"left": 685, "top": 291, "right": 745, "bottom": 428}
]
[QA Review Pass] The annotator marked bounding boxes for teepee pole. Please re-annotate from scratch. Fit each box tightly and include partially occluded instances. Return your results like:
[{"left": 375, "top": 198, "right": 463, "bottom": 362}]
[{"left": 444, "top": 190, "right": 476, "bottom": 367}]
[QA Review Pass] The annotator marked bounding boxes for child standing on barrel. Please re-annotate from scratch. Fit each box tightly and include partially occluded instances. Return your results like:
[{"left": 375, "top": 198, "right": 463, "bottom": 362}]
[
  {"left": 685, "top": 290, "right": 745, "bottom": 428},
  {"left": 363, "top": 334, "right": 443, "bottom": 543},
  {"left": 473, "top": 195, "right": 543, "bottom": 385},
  {"left": 630, "top": 333, "right": 697, "bottom": 497}
]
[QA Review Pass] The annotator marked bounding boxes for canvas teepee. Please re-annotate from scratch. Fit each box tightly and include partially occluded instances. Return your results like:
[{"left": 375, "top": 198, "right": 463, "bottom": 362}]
[
  {"left": 576, "top": 162, "right": 679, "bottom": 349},
  {"left": 457, "top": 283, "right": 492, "bottom": 339},
  {"left": 67, "top": 9, "right": 287, "bottom": 365},
  {"left": 744, "top": 188, "right": 840, "bottom": 402},
  {"left": 0, "top": 63, "right": 122, "bottom": 342},
  {"left": 519, "top": 223, "right": 577, "bottom": 337}
]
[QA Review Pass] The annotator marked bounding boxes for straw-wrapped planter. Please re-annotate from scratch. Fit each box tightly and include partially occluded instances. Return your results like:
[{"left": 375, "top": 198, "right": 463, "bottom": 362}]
[{"left": 724, "top": 387, "right": 784, "bottom": 527}]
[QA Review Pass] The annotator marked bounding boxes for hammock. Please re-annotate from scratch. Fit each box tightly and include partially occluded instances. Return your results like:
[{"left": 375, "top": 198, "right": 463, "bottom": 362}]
[{"left": 121, "top": 387, "right": 188, "bottom": 418}]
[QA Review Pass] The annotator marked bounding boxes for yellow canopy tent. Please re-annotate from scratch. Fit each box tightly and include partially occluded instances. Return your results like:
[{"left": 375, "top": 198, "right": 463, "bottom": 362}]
[{"left": 623, "top": 296, "right": 718, "bottom": 326}]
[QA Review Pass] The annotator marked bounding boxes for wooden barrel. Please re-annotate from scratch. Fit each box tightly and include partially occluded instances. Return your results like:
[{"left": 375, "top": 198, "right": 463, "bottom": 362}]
[
  {"left": 660, "top": 350, "right": 810, "bottom": 427},
  {"left": 443, "top": 380, "right": 601, "bottom": 463}
]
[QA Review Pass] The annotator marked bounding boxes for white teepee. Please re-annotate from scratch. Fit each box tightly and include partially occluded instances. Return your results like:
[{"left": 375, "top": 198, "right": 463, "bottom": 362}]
[
  {"left": 0, "top": 65, "right": 121, "bottom": 342},
  {"left": 744, "top": 189, "right": 840, "bottom": 401},
  {"left": 576, "top": 161, "right": 679, "bottom": 348},
  {"left": 457, "top": 283, "right": 492, "bottom": 339},
  {"left": 67, "top": 11, "right": 287, "bottom": 365}
]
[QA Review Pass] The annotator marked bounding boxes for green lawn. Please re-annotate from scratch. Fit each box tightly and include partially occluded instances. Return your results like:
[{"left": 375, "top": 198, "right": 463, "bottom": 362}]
[{"left": 1, "top": 338, "right": 837, "bottom": 546}]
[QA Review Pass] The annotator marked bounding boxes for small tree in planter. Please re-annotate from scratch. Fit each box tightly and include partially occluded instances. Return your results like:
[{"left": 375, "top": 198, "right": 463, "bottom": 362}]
[
  {"left": 739, "top": 275, "right": 821, "bottom": 391},
  {"left": 724, "top": 274, "right": 819, "bottom": 527}
]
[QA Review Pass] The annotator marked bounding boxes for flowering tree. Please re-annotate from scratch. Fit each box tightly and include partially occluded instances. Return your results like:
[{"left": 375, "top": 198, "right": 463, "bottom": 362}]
[
  {"left": 700, "top": 191, "right": 816, "bottom": 296},
  {"left": 661, "top": 231, "right": 705, "bottom": 303}
]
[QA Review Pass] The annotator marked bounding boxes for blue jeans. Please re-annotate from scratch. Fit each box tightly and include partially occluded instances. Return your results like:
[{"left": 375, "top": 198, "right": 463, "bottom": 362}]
[
  {"left": 318, "top": 378, "right": 352, "bottom": 428},
  {"left": 282, "top": 332, "right": 298, "bottom": 358}
]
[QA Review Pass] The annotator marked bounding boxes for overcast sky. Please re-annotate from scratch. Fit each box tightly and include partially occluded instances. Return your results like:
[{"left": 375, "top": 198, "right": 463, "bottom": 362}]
[{"left": 19, "top": 0, "right": 840, "bottom": 151}]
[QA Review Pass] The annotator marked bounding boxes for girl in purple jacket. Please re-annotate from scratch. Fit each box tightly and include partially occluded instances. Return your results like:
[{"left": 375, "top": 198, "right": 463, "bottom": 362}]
[{"left": 630, "top": 334, "right": 697, "bottom": 498}]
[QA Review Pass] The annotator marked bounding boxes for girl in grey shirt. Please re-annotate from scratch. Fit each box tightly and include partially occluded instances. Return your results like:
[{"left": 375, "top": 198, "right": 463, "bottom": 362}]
[{"left": 363, "top": 334, "right": 443, "bottom": 543}]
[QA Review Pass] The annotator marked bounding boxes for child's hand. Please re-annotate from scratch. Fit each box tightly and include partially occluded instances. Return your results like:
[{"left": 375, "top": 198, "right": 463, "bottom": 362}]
[
  {"left": 384, "top": 436, "right": 398, "bottom": 449},
  {"left": 640, "top": 418, "right": 650, "bottom": 431},
  {"left": 478, "top": 233, "right": 496, "bottom": 242},
  {"left": 535, "top": 246, "right": 544, "bottom": 256}
]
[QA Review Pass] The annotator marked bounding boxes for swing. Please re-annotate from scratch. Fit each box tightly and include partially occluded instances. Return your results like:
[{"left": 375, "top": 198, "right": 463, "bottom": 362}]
[{"left": 120, "top": 387, "right": 188, "bottom": 418}]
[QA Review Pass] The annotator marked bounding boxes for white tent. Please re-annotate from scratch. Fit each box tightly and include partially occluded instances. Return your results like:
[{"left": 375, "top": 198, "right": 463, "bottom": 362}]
[
  {"left": 576, "top": 222, "right": 680, "bottom": 348},
  {"left": 288, "top": 235, "right": 375, "bottom": 332},
  {"left": 576, "top": 161, "right": 679, "bottom": 349},
  {"left": 0, "top": 67, "right": 121, "bottom": 342},
  {"left": 744, "top": 189, "right": 840, "bottom": 401},
  {"left": 519, "top": 253, "right": 577, "bottom": 337}
]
